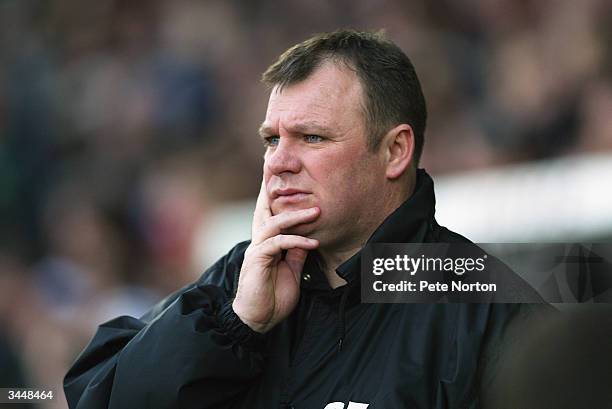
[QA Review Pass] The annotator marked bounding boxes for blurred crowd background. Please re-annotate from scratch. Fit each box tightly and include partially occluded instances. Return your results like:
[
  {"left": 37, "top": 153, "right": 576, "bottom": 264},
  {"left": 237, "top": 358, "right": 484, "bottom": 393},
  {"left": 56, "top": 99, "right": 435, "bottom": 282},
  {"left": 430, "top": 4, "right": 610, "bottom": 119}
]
[{"left": 0, "top": 0, "right": 610, "bottom": 407}]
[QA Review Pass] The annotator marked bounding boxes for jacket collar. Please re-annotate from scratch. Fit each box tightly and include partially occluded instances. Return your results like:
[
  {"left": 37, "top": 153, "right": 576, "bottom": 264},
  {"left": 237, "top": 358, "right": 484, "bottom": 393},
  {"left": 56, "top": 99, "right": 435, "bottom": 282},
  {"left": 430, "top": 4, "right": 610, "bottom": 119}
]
[{"left": 303, "top": 169, "right": 437, "bottom": 290}]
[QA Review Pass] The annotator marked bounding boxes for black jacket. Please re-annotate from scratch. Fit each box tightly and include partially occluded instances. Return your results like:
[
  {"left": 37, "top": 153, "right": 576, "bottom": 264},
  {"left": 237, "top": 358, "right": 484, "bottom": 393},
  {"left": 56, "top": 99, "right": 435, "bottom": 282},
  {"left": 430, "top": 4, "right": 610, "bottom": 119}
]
[{"left": 64, "top": 170, "right": 536, "bottom": 409}]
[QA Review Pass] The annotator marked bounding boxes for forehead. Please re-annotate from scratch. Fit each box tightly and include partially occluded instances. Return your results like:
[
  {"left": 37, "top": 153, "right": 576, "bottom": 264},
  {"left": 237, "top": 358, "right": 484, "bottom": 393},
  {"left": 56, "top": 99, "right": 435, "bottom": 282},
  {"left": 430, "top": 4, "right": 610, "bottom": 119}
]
[{"left": 262, "top": 62, "right": 365, "bottom": 135}]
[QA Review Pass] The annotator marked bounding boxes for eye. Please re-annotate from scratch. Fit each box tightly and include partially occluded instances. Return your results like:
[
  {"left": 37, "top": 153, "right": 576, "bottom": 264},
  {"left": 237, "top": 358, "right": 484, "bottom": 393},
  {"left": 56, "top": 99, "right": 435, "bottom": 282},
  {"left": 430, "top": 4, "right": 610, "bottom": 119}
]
[
  {"left": 304, "top": 134, "right": 324, "bottom": 143},
  {"left": 263, "top": 136, "right": 280, "bottom": 147}
]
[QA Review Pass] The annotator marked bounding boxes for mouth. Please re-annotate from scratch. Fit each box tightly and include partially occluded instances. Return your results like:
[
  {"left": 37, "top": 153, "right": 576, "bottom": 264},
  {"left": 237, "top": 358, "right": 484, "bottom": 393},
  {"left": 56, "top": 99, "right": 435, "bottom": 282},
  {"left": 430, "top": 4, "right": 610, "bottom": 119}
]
[{"left": 271, "top": 188, "right": 311, "bottom": 204}]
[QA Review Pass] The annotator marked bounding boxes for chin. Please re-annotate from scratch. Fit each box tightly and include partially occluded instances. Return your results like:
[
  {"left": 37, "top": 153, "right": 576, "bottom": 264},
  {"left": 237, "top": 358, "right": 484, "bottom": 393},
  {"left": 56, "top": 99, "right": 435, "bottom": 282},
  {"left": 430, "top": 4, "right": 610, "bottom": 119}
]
[
  {"left": 281, "top": 221, "right": 319, "bottom": 238},
  {"left": 271, "top": 203, "right": 313, "bottom": 215}
]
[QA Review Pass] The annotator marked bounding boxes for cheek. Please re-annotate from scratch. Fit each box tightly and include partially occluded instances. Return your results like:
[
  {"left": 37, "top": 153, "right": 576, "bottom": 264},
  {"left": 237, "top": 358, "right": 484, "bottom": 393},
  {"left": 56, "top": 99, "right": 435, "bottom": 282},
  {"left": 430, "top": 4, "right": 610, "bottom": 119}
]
[
  {"left": 305, "top": 146, "right": 379, "bottom": 202},
  {"left": 310, "top": 153, "right": 364, "bottom": 200},
  {"left": 307, "top": 153, "right": 346, "bottom": 187}
]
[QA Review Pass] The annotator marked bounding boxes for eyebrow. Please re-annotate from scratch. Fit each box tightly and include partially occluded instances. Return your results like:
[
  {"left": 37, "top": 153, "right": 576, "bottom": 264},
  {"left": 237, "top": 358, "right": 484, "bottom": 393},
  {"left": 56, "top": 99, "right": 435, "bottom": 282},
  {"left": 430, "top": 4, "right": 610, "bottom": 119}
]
[{"left": 258, "top": 121, "right": 335, "bottom": 140}]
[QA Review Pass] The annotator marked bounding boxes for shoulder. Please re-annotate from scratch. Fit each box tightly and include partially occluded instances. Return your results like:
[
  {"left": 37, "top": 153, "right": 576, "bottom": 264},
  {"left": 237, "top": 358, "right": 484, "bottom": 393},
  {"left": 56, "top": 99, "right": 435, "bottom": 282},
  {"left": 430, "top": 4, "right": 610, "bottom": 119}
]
[{"left": 433, "top": 220, "right": 546, "bottom": 302}]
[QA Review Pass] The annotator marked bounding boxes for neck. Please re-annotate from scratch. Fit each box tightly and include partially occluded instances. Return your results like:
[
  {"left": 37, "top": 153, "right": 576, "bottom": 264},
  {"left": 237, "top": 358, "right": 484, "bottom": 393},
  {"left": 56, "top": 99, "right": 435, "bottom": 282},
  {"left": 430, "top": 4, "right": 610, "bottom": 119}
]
[{"left": 317, "top": 246, "right": 360, "bottom": 289}]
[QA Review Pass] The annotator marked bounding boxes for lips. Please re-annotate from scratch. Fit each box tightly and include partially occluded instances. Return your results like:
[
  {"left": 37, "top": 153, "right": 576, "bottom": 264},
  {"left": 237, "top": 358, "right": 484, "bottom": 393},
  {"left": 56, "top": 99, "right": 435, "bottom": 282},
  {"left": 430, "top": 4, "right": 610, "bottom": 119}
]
[
  {"left": 271, "top": 188, "right": 309, "bottom": 198},
  {"left": 270, "top": 188, "right": 311, "bottom": 204}
]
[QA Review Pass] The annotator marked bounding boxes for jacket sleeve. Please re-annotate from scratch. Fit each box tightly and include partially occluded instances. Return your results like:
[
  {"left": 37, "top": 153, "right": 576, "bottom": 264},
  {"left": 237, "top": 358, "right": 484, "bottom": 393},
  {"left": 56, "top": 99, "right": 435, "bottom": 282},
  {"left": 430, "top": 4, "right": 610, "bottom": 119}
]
[{"left": 63, "top": 242, "right": 264, "bottom": 409}]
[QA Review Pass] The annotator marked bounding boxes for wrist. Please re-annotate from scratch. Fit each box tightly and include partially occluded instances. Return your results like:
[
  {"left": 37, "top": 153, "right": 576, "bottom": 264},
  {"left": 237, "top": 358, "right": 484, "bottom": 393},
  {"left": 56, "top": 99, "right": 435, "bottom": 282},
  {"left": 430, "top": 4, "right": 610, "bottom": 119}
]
[
  {"left": 232, "top": 299, "right": 269, "bottom": 333},
  {"left": 219, "top": 301, "right": 266, "bottom": 349}
]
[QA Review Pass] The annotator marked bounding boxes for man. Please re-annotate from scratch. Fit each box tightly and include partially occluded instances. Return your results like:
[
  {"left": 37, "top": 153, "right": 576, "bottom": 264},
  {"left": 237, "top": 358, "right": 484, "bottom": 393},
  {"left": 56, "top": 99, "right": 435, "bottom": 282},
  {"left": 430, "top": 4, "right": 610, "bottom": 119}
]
[{"left": 65, "top": 30, "right": 533, "bottom": 409}]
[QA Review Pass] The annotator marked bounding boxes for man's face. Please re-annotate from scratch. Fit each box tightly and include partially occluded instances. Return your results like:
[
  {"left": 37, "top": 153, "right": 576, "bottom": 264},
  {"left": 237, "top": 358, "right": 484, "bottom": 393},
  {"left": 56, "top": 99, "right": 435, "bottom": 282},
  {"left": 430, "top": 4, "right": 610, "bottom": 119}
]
[{"left": 260, "top": 62, "right": 388, "bottom": 252}]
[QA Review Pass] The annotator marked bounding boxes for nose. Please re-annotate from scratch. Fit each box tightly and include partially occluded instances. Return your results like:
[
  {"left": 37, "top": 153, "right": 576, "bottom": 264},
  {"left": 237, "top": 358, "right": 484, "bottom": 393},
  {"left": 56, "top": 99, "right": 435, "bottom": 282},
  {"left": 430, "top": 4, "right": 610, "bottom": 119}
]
[{"left": 265, "top": 138, "right": 302, "bottom": 176}]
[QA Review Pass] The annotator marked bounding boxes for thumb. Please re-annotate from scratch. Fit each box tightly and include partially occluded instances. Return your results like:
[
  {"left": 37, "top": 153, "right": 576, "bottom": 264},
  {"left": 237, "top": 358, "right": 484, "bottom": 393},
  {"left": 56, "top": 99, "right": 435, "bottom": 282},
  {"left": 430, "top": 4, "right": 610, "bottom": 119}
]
[{"left": 285, "top": 248, "right": 309, "bottom": 283}]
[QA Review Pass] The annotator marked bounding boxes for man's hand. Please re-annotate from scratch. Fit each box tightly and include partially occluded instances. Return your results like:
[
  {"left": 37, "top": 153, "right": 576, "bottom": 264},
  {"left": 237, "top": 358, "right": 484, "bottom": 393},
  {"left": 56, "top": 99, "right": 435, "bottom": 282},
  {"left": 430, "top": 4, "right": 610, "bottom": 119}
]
[{"left": 232, "top": 182, "right": 320, "bottom": 333}]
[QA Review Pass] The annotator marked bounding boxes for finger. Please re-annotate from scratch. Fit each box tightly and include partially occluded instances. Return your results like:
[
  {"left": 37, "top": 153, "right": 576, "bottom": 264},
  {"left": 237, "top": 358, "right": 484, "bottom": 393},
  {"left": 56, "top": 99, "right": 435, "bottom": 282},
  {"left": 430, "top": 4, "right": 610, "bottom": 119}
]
[
  {"left": 256, "top": 235, "right": 319, "bottom": 259},
  {"left": 252, "top": 179, "right": 272, "bottom": 232},
  {"left": 253, "top": 207, "right": 320, "bottom": 244},
  {"left": 285, "top": 248, "right": 309, "bottom": 282}
]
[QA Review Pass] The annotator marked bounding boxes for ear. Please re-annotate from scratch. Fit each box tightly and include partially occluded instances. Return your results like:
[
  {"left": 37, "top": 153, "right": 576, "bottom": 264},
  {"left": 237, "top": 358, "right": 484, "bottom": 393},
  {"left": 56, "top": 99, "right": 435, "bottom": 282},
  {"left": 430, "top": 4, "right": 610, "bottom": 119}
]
[{"left": 382, "top": 124, "right": 415, "bottom": 180}]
